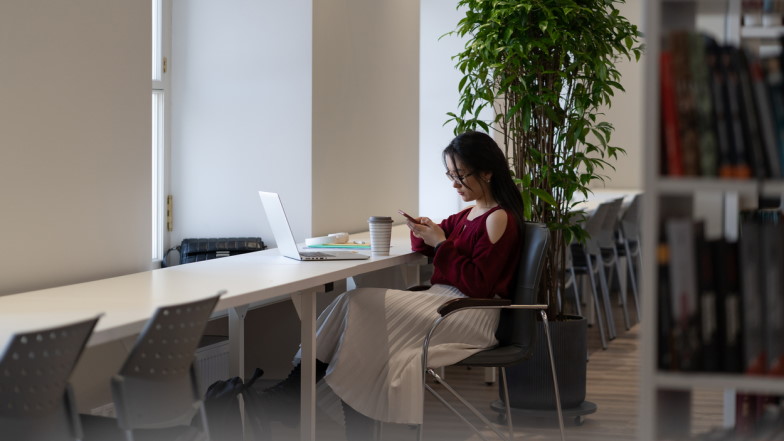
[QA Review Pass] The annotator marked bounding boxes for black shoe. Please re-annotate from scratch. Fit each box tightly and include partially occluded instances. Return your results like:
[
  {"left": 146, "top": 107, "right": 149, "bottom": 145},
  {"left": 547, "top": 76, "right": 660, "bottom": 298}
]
[{"left": 246, "top": 361, "right": 328, "bottom": 428}]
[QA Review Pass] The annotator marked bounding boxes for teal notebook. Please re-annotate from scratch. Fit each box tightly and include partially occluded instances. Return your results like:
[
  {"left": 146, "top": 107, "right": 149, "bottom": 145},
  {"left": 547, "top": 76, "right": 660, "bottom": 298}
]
[{"left": 307, "top": 243, "right": 371, "bottom": 249}]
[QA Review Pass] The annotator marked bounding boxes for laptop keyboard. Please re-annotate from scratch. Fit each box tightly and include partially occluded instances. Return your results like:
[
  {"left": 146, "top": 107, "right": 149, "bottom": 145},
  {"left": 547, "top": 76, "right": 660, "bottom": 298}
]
[{"left": 299, "top": 251, "right": 333, "bottom": 258}]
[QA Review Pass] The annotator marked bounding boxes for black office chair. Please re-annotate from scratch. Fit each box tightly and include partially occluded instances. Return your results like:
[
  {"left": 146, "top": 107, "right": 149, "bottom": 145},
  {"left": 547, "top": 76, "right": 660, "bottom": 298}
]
[
  {"left": 419, "top": 222, "right": 565, "bottom": 441},
  {"left": 83, "top": 294, "right": 222, "bottom": 441},
  {"left": 0, "top": 315, "right": 101, "bottom": 441}
]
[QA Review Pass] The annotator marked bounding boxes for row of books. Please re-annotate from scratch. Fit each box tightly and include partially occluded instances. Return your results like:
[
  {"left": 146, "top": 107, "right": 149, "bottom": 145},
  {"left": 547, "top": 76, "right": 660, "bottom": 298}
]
[
  {"left": 695, "top": 397, "right": 784, "bottom": 440},
  {"left": 743, "top": 0, "right": 784, "bottom": 16},
  {"left": 659, "top": 31, "right": 784, "bottom": 179},
  {"left": 657, "top": 209, "right": 784, "bottom": 374}
]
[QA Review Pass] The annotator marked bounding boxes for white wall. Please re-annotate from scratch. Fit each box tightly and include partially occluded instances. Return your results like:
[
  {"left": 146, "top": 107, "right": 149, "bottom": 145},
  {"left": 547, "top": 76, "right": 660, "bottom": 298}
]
[
  {"left": 170, "top": 0, "right": 313, "bottom": 247},
  {"left": 419, "top": 0, "right": 645, "bottom": 214},
  {"left": 0, "top": 0, "right": 151, "bottom": 296},
  {"left": 419, "top": 0, "right": 466, "bottom": 222},
  {"left": 170, "top": 0, "right": 420, "bottom": 245},
  {"left": 593, "top": 0, "right": 644, "bottom": 190},
  {"left": 312, "top": 0, "right": 420, "bottom": 236}
]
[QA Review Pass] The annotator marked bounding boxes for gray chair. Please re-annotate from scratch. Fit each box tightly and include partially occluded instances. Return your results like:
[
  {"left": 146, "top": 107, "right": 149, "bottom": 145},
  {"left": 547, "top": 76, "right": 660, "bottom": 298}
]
[
  {"left": 615, "top": 193, "right": 642, "bottom": 323},
  {"left": 0, "top": 316, "right": 101, "bottom": 441},
  {"left": 83, "top": 294, "right": 222, "bottom": 441},
  {"left": 419, "top": 222, "right": 565, "bottom": 441},
  {"left": 569, "top": 201, "right": 614, "bottom": 349},
  {"left": 594, "top": 198, "right": 630, "bottom": 333}
]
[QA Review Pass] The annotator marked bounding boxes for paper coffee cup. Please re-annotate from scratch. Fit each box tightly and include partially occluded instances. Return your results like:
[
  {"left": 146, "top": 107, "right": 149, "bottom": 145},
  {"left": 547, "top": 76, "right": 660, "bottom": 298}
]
[{"left": 368, "top": 216, "right": 393, "bottom": 256}]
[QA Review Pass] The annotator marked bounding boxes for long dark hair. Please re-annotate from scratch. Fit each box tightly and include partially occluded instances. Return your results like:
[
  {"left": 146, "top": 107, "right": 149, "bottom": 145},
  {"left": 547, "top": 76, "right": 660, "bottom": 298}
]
[{"left": 443, "top": 131, "right": 526, "bottom": 229}]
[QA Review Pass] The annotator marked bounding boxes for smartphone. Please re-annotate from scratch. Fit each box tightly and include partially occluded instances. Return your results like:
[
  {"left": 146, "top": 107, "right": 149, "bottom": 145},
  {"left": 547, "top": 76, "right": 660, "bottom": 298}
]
[{"left": 398, "top": 209, "right": 421, "bottom": 224}]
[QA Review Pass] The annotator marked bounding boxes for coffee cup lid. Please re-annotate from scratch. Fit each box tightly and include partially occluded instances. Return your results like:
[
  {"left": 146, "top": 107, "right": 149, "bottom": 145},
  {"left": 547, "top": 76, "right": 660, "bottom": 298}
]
[{"left": 368, "top": 216, "right": 393, "bottom": 223}]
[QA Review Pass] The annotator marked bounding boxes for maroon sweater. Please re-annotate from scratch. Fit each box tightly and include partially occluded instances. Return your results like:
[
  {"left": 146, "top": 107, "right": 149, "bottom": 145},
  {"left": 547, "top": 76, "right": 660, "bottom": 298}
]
[{"left": 410, "top": 206, "right": 521, "bottom": 299}]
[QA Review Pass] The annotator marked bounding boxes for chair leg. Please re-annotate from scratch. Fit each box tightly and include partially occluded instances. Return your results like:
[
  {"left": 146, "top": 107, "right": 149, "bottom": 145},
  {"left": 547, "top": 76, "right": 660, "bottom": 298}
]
[
  {"left": 625, "top": 240, "right": 641, "bottom": 323},
  {"left": 570, "top": 267, "right": 582, "bottom": 317},
  {"left": 585, "top": 260, "right": 608, "bottom": 349},
  {"left": 500, "top": 368, "right": 514, "bottom": 441},
  {"left": 425, "top": 371, "right": 501, "bottom": 441},
  {"left": 539, "top": 311, "right": 566, "bottom": 441},
  {"left": 612, "top": 249, "right": 631, "bottom": 331},
  {"left": 594, "top": 257, "right": 616, "bottom": 340}
]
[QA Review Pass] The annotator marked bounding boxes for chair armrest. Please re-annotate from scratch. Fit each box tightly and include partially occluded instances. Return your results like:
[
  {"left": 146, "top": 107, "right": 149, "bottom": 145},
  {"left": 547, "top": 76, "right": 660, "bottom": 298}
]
[{"left": 437, "top": 298, "right": 511, "bottom": 316}]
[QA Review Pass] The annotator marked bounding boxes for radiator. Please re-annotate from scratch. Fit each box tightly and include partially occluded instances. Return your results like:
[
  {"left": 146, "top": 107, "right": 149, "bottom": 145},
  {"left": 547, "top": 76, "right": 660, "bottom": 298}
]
[{"left": 194, "top": 338, "right": 230, "bottom": 393}]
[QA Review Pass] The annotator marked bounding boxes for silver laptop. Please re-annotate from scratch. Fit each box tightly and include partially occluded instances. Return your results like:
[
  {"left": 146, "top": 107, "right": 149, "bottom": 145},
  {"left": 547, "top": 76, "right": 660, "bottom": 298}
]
[{"left": 258, "top": 191, "right": 369, "bottom": 261}]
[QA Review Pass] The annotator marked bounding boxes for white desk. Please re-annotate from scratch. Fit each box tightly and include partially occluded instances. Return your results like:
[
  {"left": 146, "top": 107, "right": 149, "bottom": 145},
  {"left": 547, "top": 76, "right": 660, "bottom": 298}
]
[{"left": 0, "top": 224, "right": 424, "bottom": 441}]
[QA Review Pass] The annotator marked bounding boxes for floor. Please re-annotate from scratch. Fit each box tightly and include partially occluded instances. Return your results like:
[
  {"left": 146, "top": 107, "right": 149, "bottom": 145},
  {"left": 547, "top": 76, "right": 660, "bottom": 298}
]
[{"left": 256, "top": 294, "right": 725, "bottom": 441}]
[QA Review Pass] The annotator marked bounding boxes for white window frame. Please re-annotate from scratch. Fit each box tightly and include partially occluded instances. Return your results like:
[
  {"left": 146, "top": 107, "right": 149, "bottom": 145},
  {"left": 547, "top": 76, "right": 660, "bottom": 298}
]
[{"left": 152, "top": 0, "right": 172, "bottom": 262}]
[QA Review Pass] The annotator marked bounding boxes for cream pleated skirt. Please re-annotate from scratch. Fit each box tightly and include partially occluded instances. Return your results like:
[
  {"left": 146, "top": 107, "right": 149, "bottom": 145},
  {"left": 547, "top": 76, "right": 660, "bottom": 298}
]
[{"left": 294, "top": 284, "right": 500, "bottom": 425}]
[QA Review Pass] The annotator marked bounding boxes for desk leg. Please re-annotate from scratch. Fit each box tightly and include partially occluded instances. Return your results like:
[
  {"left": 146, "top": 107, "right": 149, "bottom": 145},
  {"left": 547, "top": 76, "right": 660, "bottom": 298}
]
[
  {"left": 229, "top": 305, "right": 249, "bottom": 378},
  {"left": 291, "top": 288, "right": 319, "bottom": 441}
]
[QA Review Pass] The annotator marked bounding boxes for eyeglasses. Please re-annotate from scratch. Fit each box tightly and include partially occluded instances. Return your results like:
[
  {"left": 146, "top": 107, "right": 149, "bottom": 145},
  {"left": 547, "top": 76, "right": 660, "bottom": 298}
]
[{"left": 445, "top": 170, "right": 474, "bottom": 182}]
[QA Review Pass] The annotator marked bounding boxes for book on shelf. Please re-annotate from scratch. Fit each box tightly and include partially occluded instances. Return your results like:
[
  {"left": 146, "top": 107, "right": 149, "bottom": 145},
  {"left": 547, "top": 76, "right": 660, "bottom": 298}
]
[
  {"left": 690, "top": 33, "right": 719, "bottom": 177},
  {"left": 763, "top": 57, "right": 784, "bottom": 178},
  {"left": 657, "top": 237, "right": 675, "bottom": 371},
  {"left": 733, "top": 47, "right": 770, "bottom": 179},
  {"left": 719, "top": 45, "right": 754, "bottom": 178},
  {"left": 748, "top": 56, "right": 783, "bottom": 178},
  {"left": 759, "top": 210, "right": 784, "bottom": 376},
  {"left": 665, "top": 218, "right": 701, "bottom": 371},
  {"left": 713, "top": 239, "right": 743, "bottom": 374},
  {"left": 660, "top": 50, "right": 685, "bottom": 176},
  {"left": 697, "top": 234, "right": 720, "bottom": 372},
  {"left": 705, "top": 39, "right": 737, "bottom": 178},
  {"left": 659, "top": 31, "right": 784, "bottom": 179},
  {"left": 670, "top": 31, "right": 701, "bottom": 176},
  {"left": 739, "top": 211, "right": 767, "bottom": 377}
]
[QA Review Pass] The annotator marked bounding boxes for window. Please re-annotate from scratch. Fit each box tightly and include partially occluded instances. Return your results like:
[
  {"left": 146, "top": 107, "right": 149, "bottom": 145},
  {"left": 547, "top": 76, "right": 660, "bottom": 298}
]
[{"left": 151, "top": 0, "right": 170, "bottom": 261}]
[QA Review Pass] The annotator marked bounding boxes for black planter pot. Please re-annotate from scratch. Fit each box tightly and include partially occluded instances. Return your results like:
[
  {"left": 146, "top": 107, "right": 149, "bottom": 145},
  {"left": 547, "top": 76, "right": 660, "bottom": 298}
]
[{"left": 502, "top": 315, "right": 590, "bottom": 410}]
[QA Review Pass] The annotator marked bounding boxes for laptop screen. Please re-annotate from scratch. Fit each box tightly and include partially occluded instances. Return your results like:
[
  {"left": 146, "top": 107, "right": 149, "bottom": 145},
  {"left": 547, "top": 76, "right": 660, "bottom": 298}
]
[{"left": 258, "top": 191, "right": 303, "bottom": 259}]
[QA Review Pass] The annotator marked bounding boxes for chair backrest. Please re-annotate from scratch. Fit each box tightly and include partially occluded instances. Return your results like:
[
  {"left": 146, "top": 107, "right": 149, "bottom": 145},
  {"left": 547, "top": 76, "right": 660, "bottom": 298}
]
[
  {"left": 113, "top": 294, "right": 221, "bottom": 431},
  {"left": 582, "top": 199, "right": 616, "bottom": 253},
  {"left": 0, "top": 316, "right": 100, "bottom": 441},
  {"left": 596, "top": 197, "right": 624, "bottom": 249},
  {"left": 620, "top": 193, "right": 642, "bottom": 241},
  {"left": 495, "top": 222, "right": 550, "bottom": 352}
]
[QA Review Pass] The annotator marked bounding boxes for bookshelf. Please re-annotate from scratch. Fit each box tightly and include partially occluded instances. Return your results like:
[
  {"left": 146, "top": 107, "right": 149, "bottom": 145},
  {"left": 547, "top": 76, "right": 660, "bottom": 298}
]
[{"left": 641, "top": 1, "right": 784, "bottom": 440}]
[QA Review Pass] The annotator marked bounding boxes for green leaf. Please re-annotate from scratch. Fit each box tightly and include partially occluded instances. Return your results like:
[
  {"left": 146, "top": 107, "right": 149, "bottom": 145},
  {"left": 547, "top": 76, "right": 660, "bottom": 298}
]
[{"left": 530, "top": 187, "right": 557, "bottom": 207}]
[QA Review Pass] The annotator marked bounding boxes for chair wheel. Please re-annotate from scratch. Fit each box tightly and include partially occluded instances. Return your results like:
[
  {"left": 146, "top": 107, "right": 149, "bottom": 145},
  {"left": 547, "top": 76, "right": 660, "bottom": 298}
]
[
  {"left": 573, "top": 416, "right": 584, "bottom": 426},
  {"left": 497, "top": 414, "right": 507, "bottom": 424}
]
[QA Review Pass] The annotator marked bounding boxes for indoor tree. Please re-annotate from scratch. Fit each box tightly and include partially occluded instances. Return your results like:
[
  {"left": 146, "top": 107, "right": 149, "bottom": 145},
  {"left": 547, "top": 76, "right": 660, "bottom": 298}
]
[{"left": 448, "top": 0, "right": 643, "bottom": 319}]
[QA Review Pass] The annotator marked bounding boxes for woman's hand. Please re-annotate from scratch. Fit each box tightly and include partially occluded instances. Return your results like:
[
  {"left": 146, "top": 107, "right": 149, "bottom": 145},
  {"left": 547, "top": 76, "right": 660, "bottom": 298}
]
[{"left": 407, "top": 217, "right": 447, "bottom": 248}]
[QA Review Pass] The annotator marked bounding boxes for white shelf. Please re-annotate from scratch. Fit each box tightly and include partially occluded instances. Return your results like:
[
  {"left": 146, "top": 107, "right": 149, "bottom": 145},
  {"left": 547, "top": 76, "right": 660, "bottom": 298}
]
[
  {"left": 655, "top": 177, "right": 760, "bottom": 194},
  {"left": 762, "top": 180, "right": 784, "bottom": 195},
  {"left": 640, "top": 1, "right": 782, "bottom": 440},
  {"left": 653, "top": 178, "right": 784, "bottom": 202},
  {"left": 655, "top": 372, "right": 784, "bottom": 395},
  {"left": 741, "top": 26, "right": 784, "bottom": 39}
]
